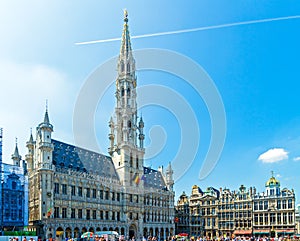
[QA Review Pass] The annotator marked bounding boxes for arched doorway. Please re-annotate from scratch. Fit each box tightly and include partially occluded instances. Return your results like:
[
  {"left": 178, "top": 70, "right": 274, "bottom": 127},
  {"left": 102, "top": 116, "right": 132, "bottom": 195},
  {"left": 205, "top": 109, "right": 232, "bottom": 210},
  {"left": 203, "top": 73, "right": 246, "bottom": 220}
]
[
  {"left": 47, "top": 228, "right": 53, "bottom": 239},
  {"left": 121, "top": 228, "right": 125, "bottom": 235},
  {"left": 89, "top": 227, "right": 94, "bottom": 232},
  {"left": 115, "top": 228, "right": 119, "bottom": 233},
  {"left": 82, "top": 227, "right": 87, "bottom": 234},
  {"left": 160, "top": 228, "right": 164, "bottom": 240},
  {"left": 166, "top": 229, "right": 169, "bottom": 239},
  {"left": 129, "top": 224, "right": 137, "bottom": 239},
  {"left": 65, "top": 227, "right": 72, "bottom": 239},
  {"left": 96, "top": 227, "right": 101, "bottom": 232},
  {"left": 149, "top": 228, "right": 153, "bottom": 237},
  {"left": 56, "top": 227, "right": 64, "bottom": 241},
  {"left": 103, "top": 227, "right": 108, "bottom": 231},
  {"left": 109, "top": 227, "right": 113, "bottom": 231},
  {"left": 74, "top": 228, "right": 80, "bottom": 238},
  {"left": 143, "top": 228, "right": 148, "bottom": 238}
]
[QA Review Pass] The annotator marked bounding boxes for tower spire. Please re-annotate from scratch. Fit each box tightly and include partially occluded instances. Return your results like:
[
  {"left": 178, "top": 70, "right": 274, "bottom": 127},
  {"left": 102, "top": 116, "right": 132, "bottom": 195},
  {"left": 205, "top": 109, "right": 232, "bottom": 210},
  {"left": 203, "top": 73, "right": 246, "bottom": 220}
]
[
  {"left": 12, "top": 138, "right": 21, "bottom": 167},
  {"left": 109, "top": 10, "right": 145, "bottom": 187},
  {"left": 120, "top": 9, "right": 132, "bottom": 57},
  {"left": 117, "top": 9, "right": 136, "bottom": 80},
  {"left": 44, "top": 100, "right": 50, "bottom": 124}
]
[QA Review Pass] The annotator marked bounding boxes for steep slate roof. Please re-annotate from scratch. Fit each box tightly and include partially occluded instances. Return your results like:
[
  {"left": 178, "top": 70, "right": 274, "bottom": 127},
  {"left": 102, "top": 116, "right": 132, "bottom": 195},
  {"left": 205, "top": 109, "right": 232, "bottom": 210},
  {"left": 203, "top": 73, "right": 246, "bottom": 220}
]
[
  {"left": 52, "top": 139, "right": 119, "bottom": 180},
  {"left": 52, "top": 139, "right": 167, "bottom": 189},
  {"left": 143, "top": 167, "right": 167, "bottom": 190}
]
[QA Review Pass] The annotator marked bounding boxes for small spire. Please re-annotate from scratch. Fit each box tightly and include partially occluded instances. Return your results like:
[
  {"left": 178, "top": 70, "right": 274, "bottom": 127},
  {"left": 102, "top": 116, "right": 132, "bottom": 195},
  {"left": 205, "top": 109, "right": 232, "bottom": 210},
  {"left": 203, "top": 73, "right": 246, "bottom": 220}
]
[
  {"left": 140, "top": 112, "right": 143, "bottom": 122},
  {"left": 166, "top": 162, "right": 172, "bottom": 172},
  {"left": 44, "top": 101, "right": 50, "bottom": 124},
  {"left": 29, "top": 128, "right": 34, "bottom": 143},
  {"left": 12, "top": 138, "right": 20, "bottom": 159},
  {"left": 271, "top": 170, "right": 274, "bottom": 177}
]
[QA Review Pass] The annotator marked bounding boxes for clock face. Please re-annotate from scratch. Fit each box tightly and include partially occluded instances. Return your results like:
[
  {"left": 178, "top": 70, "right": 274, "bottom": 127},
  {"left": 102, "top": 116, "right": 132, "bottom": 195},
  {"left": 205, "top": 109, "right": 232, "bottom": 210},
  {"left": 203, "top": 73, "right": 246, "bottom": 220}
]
[{"left": 47, "top": 192, "right": 52, "bottom": 197}]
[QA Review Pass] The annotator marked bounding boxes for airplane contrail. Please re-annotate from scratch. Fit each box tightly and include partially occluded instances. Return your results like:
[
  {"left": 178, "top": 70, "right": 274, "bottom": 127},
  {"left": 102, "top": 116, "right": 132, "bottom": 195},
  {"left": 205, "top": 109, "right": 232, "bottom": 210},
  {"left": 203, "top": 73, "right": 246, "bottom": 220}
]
[{"left": 75, "top": 15, "right": 300, "bottom": 45}]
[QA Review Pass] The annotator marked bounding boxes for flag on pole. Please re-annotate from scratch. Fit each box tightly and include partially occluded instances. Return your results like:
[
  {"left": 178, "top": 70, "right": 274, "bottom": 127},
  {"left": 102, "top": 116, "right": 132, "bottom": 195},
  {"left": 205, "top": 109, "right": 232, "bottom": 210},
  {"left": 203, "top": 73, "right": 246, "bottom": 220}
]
[
  {"left": 141, "top": 175, "right": 146, "bottom": 182},
  {"left": 47, "top": 207, "right": 53, "bottom": 217},
  {"left": 134, "top": 175, "right": 140, "bottom": 184}
]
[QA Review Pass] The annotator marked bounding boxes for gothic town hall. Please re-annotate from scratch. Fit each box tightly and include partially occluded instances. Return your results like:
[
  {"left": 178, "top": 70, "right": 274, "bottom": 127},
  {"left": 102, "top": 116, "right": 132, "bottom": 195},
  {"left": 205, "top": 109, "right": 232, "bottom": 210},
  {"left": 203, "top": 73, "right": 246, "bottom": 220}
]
[{"left": 26, "top": 11, "right": 175, "bottom": 240}]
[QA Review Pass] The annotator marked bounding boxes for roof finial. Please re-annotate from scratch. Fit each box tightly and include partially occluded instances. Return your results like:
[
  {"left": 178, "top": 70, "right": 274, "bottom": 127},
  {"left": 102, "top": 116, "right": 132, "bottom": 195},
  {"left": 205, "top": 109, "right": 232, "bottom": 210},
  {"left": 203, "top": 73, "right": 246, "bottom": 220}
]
[
  {"left": 46, "top": 99, "right": 48, "bottom": 112},
  {"left": 124, "top": 9, "right": 128, "bottom": 23},
  {"left": 271, "top": 170, "right": 274, "bottom": 177},
  {"left": 29, "top": 128, "right": 34, "bottom": 143},
  {"left": 15, "top": 137, "right": 18, "bottom": 145}
]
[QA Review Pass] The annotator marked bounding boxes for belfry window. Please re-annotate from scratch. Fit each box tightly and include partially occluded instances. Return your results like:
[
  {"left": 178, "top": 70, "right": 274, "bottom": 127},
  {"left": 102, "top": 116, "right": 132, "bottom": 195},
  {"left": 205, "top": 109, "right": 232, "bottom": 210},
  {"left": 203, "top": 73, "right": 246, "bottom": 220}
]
[
  {"left": 121, "top": 88, "right": 125, "bottom": 97},
  {"left": 127, "top": 88, "right": 131, "bottom": 97}
]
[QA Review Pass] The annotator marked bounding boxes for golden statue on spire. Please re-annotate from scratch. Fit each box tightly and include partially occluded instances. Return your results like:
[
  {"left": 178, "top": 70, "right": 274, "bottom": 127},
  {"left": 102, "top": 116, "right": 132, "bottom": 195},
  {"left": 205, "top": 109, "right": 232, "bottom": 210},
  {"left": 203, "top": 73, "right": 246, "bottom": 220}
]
[{"left": 124, "top": 9, "right": 128, "bottom": 22}]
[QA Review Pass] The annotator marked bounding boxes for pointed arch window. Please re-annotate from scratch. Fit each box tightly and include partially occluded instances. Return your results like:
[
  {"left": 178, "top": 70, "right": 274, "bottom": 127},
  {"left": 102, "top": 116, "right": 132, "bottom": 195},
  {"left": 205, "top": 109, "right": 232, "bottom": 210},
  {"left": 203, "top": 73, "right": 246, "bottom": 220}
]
[
  {"left": 121, "top": 88, "right": 125, "bottom": 97},
  {"left": 127, "top": 63, "right": 130, "bottom": 73},
  {"left": 121, "top": 61, "right": 124, "bottom": 72},
  {"left": 127, "top": 88, "right": 131, "bottom": 97}
]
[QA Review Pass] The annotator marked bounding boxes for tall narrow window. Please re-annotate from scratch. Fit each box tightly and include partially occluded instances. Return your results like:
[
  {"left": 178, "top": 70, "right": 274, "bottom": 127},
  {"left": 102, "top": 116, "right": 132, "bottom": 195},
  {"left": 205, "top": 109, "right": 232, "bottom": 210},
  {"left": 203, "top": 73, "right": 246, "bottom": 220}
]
[
  {"left": 62, "top": 184, "right": 67, "bottom": 195},
  {"left": 130, "top": 153, "right": 133, "bottom": 167},
  {"left": 86, "top": 210, "right": 90, "bottom": 220},
  {"left": 54, "top": 207, "right": 59, "bottom": 218},
  {"left": 54, "top": 183, "right": 59, "bottom": 194},
  {"left": 78, "top": 209, "right": 82, "bottom": 219},
  {"left": 92, "top": 189, "right": 97, "bottom": 198},
  {"left": 71, "top": 186, "right": 76, "bottom": 196},
  {"left": 127, "top": 88, "right": 131, "bottom": 97},
  {"left": 62, "top": 208, "right": 67, "bottom": 218}
]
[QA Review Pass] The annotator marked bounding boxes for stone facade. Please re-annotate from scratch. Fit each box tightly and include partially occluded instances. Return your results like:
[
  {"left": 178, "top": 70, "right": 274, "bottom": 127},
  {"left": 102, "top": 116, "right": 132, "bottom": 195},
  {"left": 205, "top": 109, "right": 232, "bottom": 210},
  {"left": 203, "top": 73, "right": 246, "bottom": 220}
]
[
  {"left": 252, "top": 175, "right": 295, "bottom": 237},
  {"left": 26, "top": 11, "right": 175, "bottom": 240},
  {"left": 175, "top": 174, "right": 295, "bottom": 238}
]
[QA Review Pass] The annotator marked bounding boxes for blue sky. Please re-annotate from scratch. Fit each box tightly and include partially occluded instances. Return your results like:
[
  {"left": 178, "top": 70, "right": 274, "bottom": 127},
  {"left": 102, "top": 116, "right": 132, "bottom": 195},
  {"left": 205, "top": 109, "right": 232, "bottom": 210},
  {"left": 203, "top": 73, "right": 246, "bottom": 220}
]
[{"left": 0, "top": 1, "right": 300, "bottom": 202}]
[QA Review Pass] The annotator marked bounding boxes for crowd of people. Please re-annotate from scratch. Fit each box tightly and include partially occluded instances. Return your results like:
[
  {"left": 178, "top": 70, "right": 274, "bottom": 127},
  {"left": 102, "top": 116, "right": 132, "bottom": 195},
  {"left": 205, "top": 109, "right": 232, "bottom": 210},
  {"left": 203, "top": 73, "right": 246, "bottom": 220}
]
[{"left": 168, "top": 236, "right": 300, "bottom": 241}]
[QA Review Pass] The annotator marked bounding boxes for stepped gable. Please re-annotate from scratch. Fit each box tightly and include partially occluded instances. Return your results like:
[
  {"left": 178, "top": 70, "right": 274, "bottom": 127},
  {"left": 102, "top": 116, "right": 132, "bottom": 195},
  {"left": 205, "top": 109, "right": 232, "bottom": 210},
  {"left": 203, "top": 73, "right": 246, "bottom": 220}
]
[
  {"left": 52, "top": 139, "right": 119, "bottom": 180},
  {"left": 143, "top": 167, "right": 167, "bottom": 190}
]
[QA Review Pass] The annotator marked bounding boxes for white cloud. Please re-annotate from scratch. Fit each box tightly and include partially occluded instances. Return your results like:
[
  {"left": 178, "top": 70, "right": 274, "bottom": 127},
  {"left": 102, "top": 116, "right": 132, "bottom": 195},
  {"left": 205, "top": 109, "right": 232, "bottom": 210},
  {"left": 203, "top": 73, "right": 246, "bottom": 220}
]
[
  {"left": 0, "top": 59, "right": 76, "bottom": 163},
  {"left": 258, "top": 148, "right": 289, "bottom": 163},
  {"left": 276, "top": 174, "right": 282, "bottom": 178},
  {"left": 293, "top": 157, "right": 300, "bottom": 162}
]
